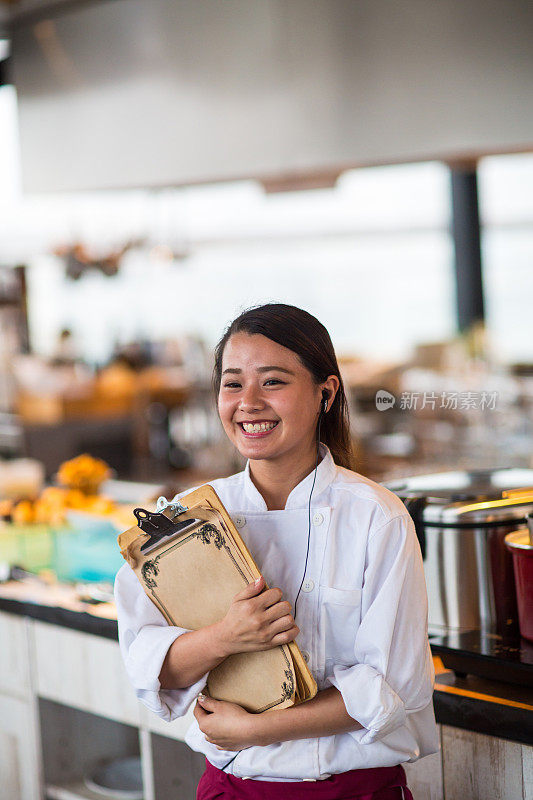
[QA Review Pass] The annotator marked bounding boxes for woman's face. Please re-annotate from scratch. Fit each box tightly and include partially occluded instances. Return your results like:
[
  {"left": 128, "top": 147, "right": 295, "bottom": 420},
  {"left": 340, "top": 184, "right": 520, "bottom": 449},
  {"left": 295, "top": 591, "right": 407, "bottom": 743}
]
[{"left": 218, "top": 332, "right": 328, "bottom": 465}]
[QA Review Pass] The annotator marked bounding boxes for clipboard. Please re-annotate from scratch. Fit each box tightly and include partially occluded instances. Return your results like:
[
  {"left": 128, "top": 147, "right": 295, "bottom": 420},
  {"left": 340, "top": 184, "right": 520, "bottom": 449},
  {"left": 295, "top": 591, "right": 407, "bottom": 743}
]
[{"left": 118, "top": 484, "right": 317, "bottom": 713}]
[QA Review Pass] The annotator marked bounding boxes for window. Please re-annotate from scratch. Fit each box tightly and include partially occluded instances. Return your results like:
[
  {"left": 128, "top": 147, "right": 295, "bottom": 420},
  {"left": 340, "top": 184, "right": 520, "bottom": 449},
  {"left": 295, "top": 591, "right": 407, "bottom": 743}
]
[{"left": 478, "top": 152, "right": 533, "bottom": 364}]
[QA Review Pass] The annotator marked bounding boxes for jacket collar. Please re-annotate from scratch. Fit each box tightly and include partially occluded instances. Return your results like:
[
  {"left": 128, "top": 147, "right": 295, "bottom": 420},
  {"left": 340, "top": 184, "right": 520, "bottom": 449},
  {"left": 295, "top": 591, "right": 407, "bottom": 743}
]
[{"left": 243, "top": 442, "right": 337, "bottom": 511}]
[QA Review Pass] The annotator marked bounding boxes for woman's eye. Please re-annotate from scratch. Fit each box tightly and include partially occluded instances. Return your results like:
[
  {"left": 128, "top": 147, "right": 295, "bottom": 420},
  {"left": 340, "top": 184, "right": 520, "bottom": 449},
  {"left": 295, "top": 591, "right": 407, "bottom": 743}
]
[{"left": 222, "top": 379, "right": 285, "bottom": 389}]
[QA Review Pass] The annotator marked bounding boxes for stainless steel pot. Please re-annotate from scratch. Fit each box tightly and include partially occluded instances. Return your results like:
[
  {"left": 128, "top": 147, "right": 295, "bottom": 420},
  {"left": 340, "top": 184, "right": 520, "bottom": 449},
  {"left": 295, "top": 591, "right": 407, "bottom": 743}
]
[{"left": 384, "top": 468, "right": 533, "bottom": 635}]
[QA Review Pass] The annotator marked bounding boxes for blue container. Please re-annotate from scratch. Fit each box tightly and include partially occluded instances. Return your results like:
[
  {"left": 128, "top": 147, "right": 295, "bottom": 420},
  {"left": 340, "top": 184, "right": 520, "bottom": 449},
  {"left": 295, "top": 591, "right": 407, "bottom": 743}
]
[
  {"left": 53, "top": 512, "right": 124, "bottom": 583},
  {"left": 0, "top": 523, "right": 54, "bottom": 572}
]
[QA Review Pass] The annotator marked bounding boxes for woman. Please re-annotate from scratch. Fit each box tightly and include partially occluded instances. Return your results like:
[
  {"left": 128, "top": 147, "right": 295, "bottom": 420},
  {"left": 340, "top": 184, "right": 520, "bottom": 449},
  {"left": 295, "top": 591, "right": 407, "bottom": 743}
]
[{"left": 115, "top": 303, "right": 439, "bottom": 799}]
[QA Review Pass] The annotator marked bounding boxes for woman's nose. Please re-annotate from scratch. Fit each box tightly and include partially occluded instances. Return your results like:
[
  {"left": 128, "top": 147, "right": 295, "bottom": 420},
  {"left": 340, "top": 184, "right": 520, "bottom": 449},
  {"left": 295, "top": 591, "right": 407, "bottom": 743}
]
[{"left": 239, "top": 385, "right": 264, "bottom": 411}]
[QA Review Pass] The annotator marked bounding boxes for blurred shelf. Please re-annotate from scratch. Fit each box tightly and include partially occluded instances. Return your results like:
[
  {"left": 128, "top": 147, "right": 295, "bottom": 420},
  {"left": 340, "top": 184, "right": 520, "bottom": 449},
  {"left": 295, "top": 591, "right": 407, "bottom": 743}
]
[{"left": 46, "top": 781, "right": 129, "bottom": 800}]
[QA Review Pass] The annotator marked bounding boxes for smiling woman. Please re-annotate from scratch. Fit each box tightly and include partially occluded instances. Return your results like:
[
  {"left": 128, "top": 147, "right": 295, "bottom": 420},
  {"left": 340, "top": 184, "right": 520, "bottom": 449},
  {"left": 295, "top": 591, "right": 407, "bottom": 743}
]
[
  {"left": 216, "top": 330, "right": 339, "bottom": 511},
  {"left": 213, "top": 304, "right": 354, "bottom": 471},
  {"left": 212, "top": 307, "right": 344, "bottom": 514},
  {"left": 114, "top": 303, "right": 438, "bottom": 799}
]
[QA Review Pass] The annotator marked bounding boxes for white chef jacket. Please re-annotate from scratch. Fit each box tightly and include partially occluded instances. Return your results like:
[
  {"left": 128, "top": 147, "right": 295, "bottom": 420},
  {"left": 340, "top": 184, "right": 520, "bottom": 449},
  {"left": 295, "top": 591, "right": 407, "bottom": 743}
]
[{"left": 114, "top": 443, "right": 439, "bottom": 781}]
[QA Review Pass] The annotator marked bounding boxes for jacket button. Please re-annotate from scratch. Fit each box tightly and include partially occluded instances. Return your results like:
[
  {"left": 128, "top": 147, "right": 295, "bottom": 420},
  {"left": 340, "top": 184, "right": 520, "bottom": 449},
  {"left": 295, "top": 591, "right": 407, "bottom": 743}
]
[
  {"left": 234, "top": 515, "right": 246, "bottom": 528},
  {"left": 301, "top": 650, "right": 310, "bottom": 663},
  {"left": 312, "top": 512, "right": 324, "bottom": 526},
  {"left": 302, "top": 579, "right": 315, "bottom": 592}
]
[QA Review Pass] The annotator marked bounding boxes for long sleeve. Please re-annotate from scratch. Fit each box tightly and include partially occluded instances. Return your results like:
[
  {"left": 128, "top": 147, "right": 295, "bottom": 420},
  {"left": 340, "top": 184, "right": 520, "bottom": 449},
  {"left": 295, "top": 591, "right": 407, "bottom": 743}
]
[
  {"left": 324, "top": 513, "right": 435, "bottom": 744},
  {"left": 114, "top": 562, "right": 209, "bottom": 721}
]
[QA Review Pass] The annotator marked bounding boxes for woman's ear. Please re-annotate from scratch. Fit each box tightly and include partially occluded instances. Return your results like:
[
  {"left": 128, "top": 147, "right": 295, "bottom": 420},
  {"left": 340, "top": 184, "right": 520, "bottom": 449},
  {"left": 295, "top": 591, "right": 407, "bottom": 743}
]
[{"left": 321, "top": 375, "right": 340, "bottom": 411}]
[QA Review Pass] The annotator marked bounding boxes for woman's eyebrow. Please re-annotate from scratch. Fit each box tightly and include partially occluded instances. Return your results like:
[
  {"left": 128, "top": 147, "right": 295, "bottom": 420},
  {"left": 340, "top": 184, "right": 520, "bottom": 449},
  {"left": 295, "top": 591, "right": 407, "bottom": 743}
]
[
  {"left": 257, "top": 365, "right": 295, "bottom": 375},
  {"left": 221, "top": 366, "right": 295, "bottom": 375}
]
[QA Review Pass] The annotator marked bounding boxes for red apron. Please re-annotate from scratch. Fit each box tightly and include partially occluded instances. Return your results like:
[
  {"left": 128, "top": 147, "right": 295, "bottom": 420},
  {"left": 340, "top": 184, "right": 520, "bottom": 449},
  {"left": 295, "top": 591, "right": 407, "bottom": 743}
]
[{"left": 196, "top": 758, "right": 414, "bottom": 800}]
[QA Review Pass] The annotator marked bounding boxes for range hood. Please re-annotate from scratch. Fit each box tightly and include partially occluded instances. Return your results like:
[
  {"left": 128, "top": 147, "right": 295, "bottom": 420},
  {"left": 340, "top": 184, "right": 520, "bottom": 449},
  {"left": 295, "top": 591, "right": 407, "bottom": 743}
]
[{"left": 8, "top": 0, "right": 533, "bottom": 192}]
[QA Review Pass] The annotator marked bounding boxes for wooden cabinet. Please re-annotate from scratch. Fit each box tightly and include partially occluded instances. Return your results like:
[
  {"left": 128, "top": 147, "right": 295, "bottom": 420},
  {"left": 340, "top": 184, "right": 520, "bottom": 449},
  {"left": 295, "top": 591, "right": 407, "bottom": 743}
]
[
  {"left": 0, "top": 612, "right": 41, "bottom": 800},
  {"left": 32, "top": 621, "right": 141, "bottom": 727},
  {"left": 0, "top": 694, "right": 41, "bottom": 800},
  {"left": 404, "top": 734, "right": 444, "bottom": 800},
  {"left": 0, "top": 613, "right": 204, "bottom": 800},
  {"left": 0, "top": 611, "right": 32, "bottom": 699},
  {"left": 441, "top": 726, "right": 533, "bottom": 800},
  {"left": 404, "top": 724, "right": 533, "bottom": 800}
]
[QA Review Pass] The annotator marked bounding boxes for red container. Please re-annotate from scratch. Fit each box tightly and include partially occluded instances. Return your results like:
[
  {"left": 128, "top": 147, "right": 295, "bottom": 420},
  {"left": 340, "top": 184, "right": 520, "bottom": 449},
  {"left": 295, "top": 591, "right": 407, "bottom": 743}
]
[{"left": 505, "top": 528, "right": 533, "bottom": 642}]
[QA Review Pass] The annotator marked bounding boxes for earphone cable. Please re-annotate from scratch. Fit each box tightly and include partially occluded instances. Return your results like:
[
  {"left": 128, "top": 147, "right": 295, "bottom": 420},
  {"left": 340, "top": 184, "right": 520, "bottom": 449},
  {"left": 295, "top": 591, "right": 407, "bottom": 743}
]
[
  {"left": 293, "top": 410, "right": 323, "bottom": 625},
  {"left": 220, "top": 408, "right": 324, "bottom": 774}
]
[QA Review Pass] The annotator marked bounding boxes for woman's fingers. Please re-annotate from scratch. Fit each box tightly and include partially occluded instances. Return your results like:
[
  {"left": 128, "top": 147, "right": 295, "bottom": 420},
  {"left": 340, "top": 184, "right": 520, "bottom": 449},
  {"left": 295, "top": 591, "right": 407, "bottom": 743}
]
[
  {"left": 256, "top": 598, "right": 297, "bottom": 645},
  {"left": 233, "top": 576, "right": 265, "bottom": 601},
  {"left": 266, "top": 611, "right": 296, "bottom": 635},
  {"left": 253, "top": 586, "right": 283, "bottom": 609},
  {"left": 269, "top": 624, "right": 300, "bottom": 646},
  {"left": 262, "top": 599, "right": 292, "bottom": 623},
  {"left": 225, "top": 580, "right": 298, "bottom": 652},
  {"left": 233, "top": 581, "right": 285, "bottom": 613}
]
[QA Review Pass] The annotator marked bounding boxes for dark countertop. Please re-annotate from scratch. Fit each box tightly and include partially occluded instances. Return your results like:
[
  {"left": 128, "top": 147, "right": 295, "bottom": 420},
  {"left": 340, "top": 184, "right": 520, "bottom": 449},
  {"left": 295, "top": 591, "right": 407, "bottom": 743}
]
[
  {"left": 433, "top": 660, "right": 533, "bottom": 746},
  {"left": 0, "top": 593, "right": 118, "bottom": 640},
  {"left": 430, "top": 628, "right": 533, "bottom": 746},
  {"left": 0, "top": 581, "right": 118, "bottom": 640},
  {"left": 1, "top": 584, "right": 532, "bottom": 745},
  {"left": 430, "top": 629, "right": 533, "bottom": 688}
]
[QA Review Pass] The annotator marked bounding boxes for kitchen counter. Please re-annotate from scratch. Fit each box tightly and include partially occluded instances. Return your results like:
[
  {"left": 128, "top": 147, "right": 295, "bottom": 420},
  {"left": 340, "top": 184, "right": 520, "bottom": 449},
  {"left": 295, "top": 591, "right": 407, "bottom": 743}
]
[{"left": 1, "top": 578, "right": 532, "bottom": 745}]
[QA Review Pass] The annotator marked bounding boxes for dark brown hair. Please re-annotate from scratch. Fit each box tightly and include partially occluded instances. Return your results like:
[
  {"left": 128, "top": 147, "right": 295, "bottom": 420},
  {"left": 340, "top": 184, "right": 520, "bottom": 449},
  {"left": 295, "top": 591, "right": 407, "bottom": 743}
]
[{"left": 213, "top": 303, "right": 355, "bottom": 470}]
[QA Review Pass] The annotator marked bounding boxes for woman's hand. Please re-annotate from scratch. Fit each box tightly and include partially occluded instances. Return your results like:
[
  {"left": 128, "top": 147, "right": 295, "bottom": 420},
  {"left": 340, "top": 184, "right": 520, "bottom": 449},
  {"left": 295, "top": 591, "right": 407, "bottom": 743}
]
[
  {"left": 193, "top": 688, "right": 363, "bottom": 750},
  {"left": 213, "top": 576, "right": 299, "bottom": 657},
  {"left": 193, "top": 694, "right": 257, "bottom": 750}
]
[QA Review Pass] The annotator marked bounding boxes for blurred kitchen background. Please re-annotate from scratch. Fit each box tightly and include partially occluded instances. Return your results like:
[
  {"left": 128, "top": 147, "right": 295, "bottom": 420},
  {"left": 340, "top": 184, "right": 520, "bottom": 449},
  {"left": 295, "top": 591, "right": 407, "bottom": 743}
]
[
  {"left": 1, "top": 0, "right": 532, "bottom": 491},
  {"left": 0, "top": 3, "right": 533, "bottom": 798},
  {"left": 1, "top": 0, "right": 533, "bottom": 602}
]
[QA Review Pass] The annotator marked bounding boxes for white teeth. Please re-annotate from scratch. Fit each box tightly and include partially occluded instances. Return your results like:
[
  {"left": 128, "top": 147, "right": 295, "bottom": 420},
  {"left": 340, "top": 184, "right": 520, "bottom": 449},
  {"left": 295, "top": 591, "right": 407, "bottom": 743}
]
[{"left": 242, "top": 421, "right": 277, "bottom": 433}]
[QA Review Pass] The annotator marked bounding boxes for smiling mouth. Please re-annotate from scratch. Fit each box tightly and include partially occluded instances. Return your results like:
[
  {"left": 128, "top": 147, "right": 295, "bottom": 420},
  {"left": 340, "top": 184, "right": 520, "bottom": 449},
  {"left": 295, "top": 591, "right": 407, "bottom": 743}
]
[{"left": 237, "top": 420, "right": 279, "bottom": 436}]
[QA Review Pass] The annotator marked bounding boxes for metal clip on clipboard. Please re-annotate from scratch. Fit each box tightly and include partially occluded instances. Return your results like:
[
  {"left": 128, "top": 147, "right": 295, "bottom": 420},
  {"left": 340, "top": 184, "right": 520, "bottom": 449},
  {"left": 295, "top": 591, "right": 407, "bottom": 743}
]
[{"left": 135, "top": 500, "right": 201, "bottom": 554}]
